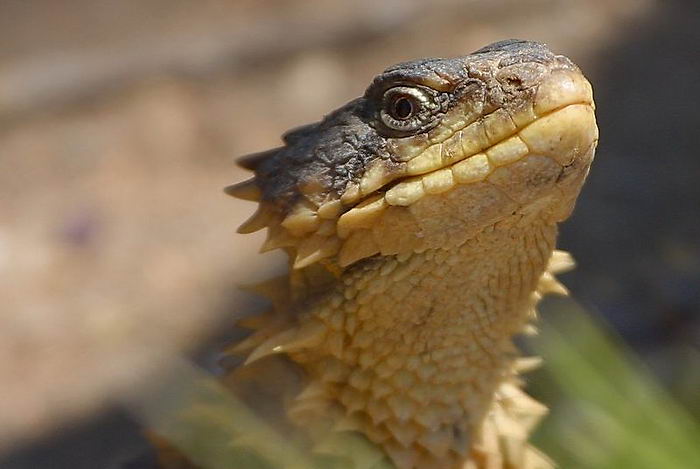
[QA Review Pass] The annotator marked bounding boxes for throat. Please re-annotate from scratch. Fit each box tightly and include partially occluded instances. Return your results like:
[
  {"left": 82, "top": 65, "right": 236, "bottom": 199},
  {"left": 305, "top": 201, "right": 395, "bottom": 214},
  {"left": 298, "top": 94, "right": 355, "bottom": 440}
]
[{"left": 289, "top": 216, "right": 558, "bottom": 468}]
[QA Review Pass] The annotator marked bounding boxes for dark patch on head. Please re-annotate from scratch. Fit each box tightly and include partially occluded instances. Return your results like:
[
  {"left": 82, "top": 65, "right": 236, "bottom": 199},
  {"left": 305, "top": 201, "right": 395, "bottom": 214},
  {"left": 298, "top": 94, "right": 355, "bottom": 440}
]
[
  {"left": 241, "top": 40, "right": 568, "bottom": 215},
  {"left": 252, "top": 99, "right": 390, "bottom": 209}
]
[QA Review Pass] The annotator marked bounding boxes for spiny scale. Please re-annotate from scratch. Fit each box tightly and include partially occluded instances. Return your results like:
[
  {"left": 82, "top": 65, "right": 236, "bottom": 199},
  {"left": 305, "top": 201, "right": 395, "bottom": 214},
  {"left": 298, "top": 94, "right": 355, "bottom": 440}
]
[
  {"left": 547, "top": 249, "right": 575, "bottom": 274},
  {"left": 243, "top": 320, "right": 326, "bottom": 366},
  {"left": 224, "top": 178, "right": 262, "bottom": 201},
  {"left": 293, "top": 235, "right": 341, "bottom": 269},
  {"left": 261, "top": 225, "right": 297, "bottom": 252},
  {"left": 237, "top": 204, "right": 276, "bottom": 234},
  {"left": 281, "top": 200, "right": 321, "bottom": 236},
  {"left": 237, "top": 147, "right": 281, "bottom": 170}
]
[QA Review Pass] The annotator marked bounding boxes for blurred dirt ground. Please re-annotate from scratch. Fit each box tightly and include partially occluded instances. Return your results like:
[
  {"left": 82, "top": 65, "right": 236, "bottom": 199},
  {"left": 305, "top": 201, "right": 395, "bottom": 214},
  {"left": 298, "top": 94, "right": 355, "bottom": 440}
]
[{"left": 4, "top": 0, "right": 700, "bottom": 466}]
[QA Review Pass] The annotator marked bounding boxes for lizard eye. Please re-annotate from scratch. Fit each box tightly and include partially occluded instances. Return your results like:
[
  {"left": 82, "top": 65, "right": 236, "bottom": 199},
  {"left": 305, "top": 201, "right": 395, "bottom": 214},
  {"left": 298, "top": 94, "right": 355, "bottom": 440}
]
[
  {"left": 392, "top": 96, "right": 414, "bottom": 119},
  {"left": 380, "top": 86, "right": 434, "bottom": 133}
]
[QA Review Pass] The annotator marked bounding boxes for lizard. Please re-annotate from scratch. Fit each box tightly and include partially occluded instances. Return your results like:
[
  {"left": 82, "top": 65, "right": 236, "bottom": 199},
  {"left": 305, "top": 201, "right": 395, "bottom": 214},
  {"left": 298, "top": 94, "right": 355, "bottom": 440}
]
[{"left": 222, "top": 39, "right": 598, "bottom": 469}]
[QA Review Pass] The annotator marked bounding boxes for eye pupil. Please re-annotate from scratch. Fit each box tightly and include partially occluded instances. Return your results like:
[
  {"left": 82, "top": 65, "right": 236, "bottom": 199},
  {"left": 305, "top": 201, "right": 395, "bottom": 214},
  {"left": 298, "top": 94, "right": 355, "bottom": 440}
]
[{"left": 393, "top": 97, "right": 413, "bottom": 119}]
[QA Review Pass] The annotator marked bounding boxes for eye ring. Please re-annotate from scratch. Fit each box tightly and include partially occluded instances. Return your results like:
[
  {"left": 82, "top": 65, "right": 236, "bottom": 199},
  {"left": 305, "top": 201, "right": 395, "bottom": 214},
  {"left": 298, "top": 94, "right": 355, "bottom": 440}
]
[{"left": 379, "top": 86, "right": 435, "bottom": 133}]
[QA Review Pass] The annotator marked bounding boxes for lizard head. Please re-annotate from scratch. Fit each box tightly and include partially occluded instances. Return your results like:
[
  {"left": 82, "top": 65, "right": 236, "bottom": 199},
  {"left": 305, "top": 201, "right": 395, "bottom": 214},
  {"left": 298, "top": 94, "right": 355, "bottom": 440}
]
[{"left": 227, "top": 40, "right": 598, "bottom": 269}]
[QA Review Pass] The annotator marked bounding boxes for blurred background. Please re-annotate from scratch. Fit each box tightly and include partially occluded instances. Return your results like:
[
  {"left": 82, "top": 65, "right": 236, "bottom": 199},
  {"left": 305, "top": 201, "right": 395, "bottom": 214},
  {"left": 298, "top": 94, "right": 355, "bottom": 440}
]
[{"left": 1, "top": 0, "right": 698, "bottom": 468}]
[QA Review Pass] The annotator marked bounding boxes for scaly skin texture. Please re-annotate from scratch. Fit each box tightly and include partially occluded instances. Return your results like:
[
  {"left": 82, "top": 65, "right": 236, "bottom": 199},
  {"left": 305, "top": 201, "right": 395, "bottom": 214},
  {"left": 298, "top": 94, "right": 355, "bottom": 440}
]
[{"left": 225, "top": 39, "right": 598, "bottom": 469}]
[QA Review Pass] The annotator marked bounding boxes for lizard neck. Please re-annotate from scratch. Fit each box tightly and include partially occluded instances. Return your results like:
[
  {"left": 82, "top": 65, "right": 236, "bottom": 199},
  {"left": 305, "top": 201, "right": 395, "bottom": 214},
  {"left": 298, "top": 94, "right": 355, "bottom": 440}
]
[{"left": 289, "top": 213, "right": 558, "bottom": 468}]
